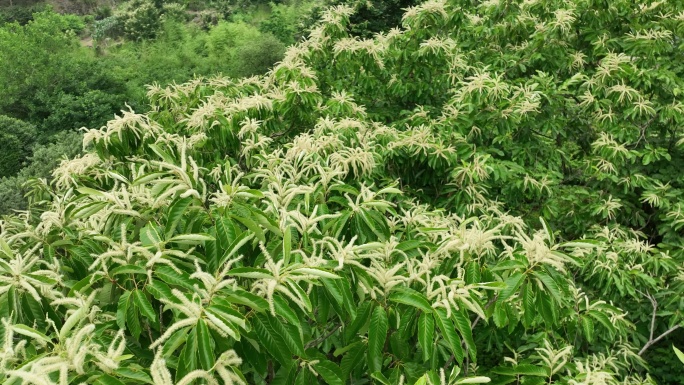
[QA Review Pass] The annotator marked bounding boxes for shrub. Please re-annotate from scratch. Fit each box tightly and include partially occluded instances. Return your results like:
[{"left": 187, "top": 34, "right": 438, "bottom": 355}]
[
  {"left": 0, "top": 116, "right": 36, "bottom": 178},
  {"left": 117, "top": 0, "right": 187, "bottom": 40},
  {"left": 231, "top": 32, "right": 285, "bottom": 77},
  {"left": 0, "top": 130, "right": 83, "bottom": 214}
]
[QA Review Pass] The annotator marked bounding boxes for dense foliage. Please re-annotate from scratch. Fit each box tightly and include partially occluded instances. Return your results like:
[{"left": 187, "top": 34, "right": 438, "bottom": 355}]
[{"left": 1, "top": 0, "right": 684, "bottom": 384}]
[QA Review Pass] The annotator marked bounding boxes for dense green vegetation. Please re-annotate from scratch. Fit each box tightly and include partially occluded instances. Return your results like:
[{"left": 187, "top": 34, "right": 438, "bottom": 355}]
[{"left": 1, "top": 0, "right": 684, "bottom": 384}]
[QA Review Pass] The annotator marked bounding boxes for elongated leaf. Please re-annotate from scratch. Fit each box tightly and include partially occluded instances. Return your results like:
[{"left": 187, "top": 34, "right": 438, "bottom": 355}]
[
  {"left": 11, "top": 324, "right": 51, "bottom": 345},
  {"left": 110, "top": 265, "right": 147, "bottom": 276},
  {"left": 95, "top": 374, "right": 126, "bottom": 385},
  {"left": 388, "top": 287, "right": 433, "bottom": 313},
  {"left": 165, "top": 197, "right": 193, "bottom": 239},
  {"left": 532, "top": 271, "right": 563, "bottom": 304},
  {"left": 452, "top": 309, "right": 476, "bottom": 362},
  {"left": 418, "top": 312, "right": 435, "bottom": 362},
  {"left": 340, "top": 343, "right": 366, "bottom": 380},
  {"left": 126, "top": 294, "right": 142, "bottom": 340},
  {"left": 314, "top": 359, "right": 344, "bottom": 385},
  {"left": 168, "top": 233, "right": 215, "bottom": 245},
  {"left": 367, "top": 305, "right": 388, "bottom": 373},
  {"left": 499, "top": 273, "right": 524, "bottom": 301},
  {"left": 267, "top": 313, "right": 304, "bottom": 356},
  {"left": 177, "top": 326, "right": 198, "bottom": 381},
  {"left": 134, "top": 290, "right": 157, "bottom": 323},
  {"left": 253, "top": 314, "right": 293, "bottom": 366},
  {"left": 434, "top": 308, "right": 464, "bottom": 364},
  {"left": 521, "top": 282, "right": 535, "bottom": 327},
  {"left": 581, "top": 317, "right": 595, "bottom": 342},
  {"left": 196, "top": 319, "right": 215, "bottom": 370},
  {"left": 114, "top": 367, "right": 154, "bottom": 384},
  {"left": 283, "top": 226, "right": 292, "bottom": 265},
  {"left": 218, "top": 232, "right": 255, "bottom": 268},
  {"left": 227, "top": 267, "right": 273, "bottom": 279},
  {"left": 116, "top": 291, "right": 130, "bottom": 330},
  {"left": 155, "top": 266, "right": 197, "bottom": 290},
  {"left": 674, "top": 346, "right": 684, "bottom": 364},
  {"left": 231, "top": 214, "right": 266, "bottom": 243}
]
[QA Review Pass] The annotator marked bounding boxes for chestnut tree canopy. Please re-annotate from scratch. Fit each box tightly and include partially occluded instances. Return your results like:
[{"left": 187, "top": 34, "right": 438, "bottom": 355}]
[{"left": 2, "top": 0, "right": 684, "bottom": 384}]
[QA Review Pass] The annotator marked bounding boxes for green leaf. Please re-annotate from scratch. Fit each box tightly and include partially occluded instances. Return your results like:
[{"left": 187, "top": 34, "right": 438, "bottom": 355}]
[
  {"left": 116, "top": 291, "right": 130, "bottom": 330},
  {"left": 272, "top": 296, "right": 301, "bottom": 327},
  {"left": 215, "top": 217, "right": 238, "bottom": 249},
  {"left": 218, "top": 232, "right": 255, "bottom": 268},
  {"left": 114, "top": 367, "right": 154, "bottom": 384},
  {"left": 155, "top": 266, "right": 197, "bottom": 290},
  {"left": 283, "top": 225, "right": 292, "bottom": 265},
  {"left": 134, "top": 289, "right": 157, "bottom": 323},
  {"left": 521, "top": 282, "right": 535, "bottom": 327},
  {"left": 587, "top": 310, "right": 615, "bottom": 333},
  {"left": 465, "top": 263, "right": 481, "bottom": 285},
  {"left": 314, "top": 359, "right": 344, "bottom": 385},
  {"left": 388, "top": 287, "right": 433, "bottom": 313},
  {"left": 253, "top": 313, "right": 293, "bottom": 366},
  {"left": 221, "top": 288, "right": 269, "bottom": 312},
  {"left": 126, "top": 293, "right": 142, "bottom": 340},
  {"left": 162, "top": 328, "right": 189, "bottom": 356},
  {"left": 231, "top": 214, "right": 266, "bottom": 243},
  {"left": 177, "top": 326, "right": 198, "bottom": 381},
  {"left": 168, "top": 233, "right": 215, "bottom": 245},
  {"left": 228, "top": 267, "right": 273, "bottom": 279},
  {"left": 266, "top": 313, "right": 304, "bottom": 356},
  {"left": 95, "top": 374, "right": 126, "bottom": 385},
  {"left": 345, "top": 302, "right": 372, "bottom": 342},
  {"left": 452, "top": 309, "right": 476, "bottom": 362},
  {"left": 674, "top": 346, "right": 684, "bottom": 364},
  {"left": 321, "top": 277, "right": 344, "bottom": 308},
  {"left": 140, "top": 224, "right": 163, "bottom": 247},
  {"left": 513, "top": 364, "right": 548, "bottom": 376},
  {"left": 196, "top": 319, "right": 215, "bottom": 370},
  {"left": 371, "top": 371, "right": 391, "bottom": 384},
  {"left": 367, "top": 305, "right": 388, "bottom": 373},
  {"left": 110, "top": 265, "right": 147, "bottom": 276},
  {"left": 581, "top": 317, "right": 595, "bottom": 343},
  {"left": 434, "top": 308, "right": 464, "bottom": 364},
  {"left": 499, "top": 273, "right": 524, "bottom": 301},
  {"left": 165, "top": 196, "right": 193, "bottom": 239},
  {"left": 340, "top": 343, "right": 366, "bottom": 380},
  {"left": 455, "top": 376, "right": 491, "bottom": 384},
  {"left": 0, "top": 238, "right": 13, "bottom": 259},
  {"left": 11, "top": 324, "right": 51, "bottom": 345},
  {"left": 147, "top": 280, "right": 176, "bottom": 303},
  {"left": 418, "top": 311, "right": 434, "bottom": 362},
  {"left": 532, "top": 271, "right": 563, "bottom": 304},
  {"left": 492, "top": 302, "right": 508, "bottom": 328},
  {"left": 536, "top": 290, "right": 556, "bottom": 326},
  {"left": 205, "top": 307, "right": 241, "bottom": 340}
]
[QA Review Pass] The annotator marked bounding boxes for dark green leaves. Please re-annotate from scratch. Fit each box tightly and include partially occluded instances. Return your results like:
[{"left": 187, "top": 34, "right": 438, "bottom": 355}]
[
  {"left": 196, "top": 319, "right": 215, "bottom": 370},
  {"left": 418, "top": 312, "right": 434, "bottom": 362},
  {"left": 133, "top": 290, "right": 156, "bottom": 323},
  {"left": 368, "top": 306, "right": 388, "bottom": 373},
  {"left": 433, "top": 308, "right": 463, "bottom": 365},
  {"left": 388, "top": 287, "right": 433, "bottom": 313}
]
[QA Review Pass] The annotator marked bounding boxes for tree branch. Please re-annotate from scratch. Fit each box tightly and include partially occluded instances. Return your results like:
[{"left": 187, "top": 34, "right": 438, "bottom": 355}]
[
  {"left": 305, "top": 324, "right": 341, "bottom": 350},
  {"left": 638, "top": 325, "right": 681, "bottom": 356},
  {"left": 637, "top": 290, "right": 681, "bottom": 356}
]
